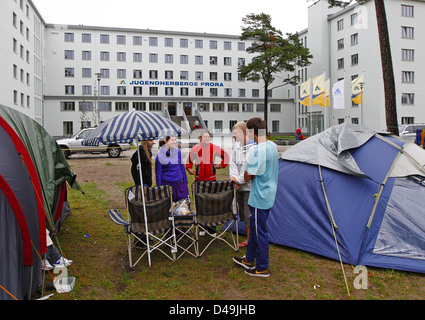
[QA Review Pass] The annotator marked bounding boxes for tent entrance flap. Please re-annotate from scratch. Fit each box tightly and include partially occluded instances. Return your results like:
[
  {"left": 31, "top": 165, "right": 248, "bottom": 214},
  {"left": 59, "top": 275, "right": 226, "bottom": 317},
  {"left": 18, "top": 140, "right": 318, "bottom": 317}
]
[{"left": 373, "top": 177, "right": 425, "bottom": 261}]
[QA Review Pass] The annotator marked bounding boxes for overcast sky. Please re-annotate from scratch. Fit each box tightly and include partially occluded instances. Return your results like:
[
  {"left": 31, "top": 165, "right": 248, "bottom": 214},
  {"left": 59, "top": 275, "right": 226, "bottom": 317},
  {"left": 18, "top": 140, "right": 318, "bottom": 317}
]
[{"left": 32, "top": 0, "right": 311, "bottom": 35}]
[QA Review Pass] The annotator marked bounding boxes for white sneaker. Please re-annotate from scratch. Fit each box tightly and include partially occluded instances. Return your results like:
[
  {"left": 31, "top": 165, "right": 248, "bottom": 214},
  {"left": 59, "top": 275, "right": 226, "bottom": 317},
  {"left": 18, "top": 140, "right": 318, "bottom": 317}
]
[
  {"left": 42, "top": 259, "right": 54, "bottom": 271},
  {"left": 199, "top": 231, "right": 206, "bottom": 236},
  {"left": 53, "top": 257, "right": 73, "bottom": 268}
]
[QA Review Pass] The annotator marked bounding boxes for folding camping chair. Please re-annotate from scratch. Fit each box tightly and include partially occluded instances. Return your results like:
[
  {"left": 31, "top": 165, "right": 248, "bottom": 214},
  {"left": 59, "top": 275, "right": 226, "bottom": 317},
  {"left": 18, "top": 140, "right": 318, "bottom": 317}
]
[
  {"left": 108, "top": 184, "right": 176, "bottom": 267},
  {"left": 192, "top": 180, "right": 239, "bottom": 256},
  {"left": 172, "top": 202, "right": 198, "bottom": 259}
]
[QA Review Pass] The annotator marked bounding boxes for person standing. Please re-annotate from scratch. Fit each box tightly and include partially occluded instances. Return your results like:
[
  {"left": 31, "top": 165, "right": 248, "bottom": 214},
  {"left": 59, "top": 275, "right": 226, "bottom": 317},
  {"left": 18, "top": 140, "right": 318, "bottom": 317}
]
[
  {"left": 131, "top": 140, "right": 154, "bottom": 187},
  {"left": 229, "top": 122, "right": 256, "bottom": 248},
  {"left": 155, "top": 136, "right": 189, "bottom": 203},
  {"left": 186, "top": 129, "right": 229, "bottom": 181},
  {"left": 233, "top": 118, "right": 278, "bottom": 278}
]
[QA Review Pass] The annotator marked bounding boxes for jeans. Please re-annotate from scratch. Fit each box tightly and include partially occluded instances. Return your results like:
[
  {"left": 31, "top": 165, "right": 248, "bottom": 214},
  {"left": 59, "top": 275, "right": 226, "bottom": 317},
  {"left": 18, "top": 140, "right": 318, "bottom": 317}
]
[{"left": 245, "top": 205, "right": 270, "bottom": 271}]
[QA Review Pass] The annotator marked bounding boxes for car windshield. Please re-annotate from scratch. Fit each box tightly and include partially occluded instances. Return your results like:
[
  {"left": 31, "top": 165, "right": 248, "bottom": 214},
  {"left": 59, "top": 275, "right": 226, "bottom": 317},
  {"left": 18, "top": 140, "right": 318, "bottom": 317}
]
[{"left": 398, "top": 125, "right": 406, "bottom": 133}]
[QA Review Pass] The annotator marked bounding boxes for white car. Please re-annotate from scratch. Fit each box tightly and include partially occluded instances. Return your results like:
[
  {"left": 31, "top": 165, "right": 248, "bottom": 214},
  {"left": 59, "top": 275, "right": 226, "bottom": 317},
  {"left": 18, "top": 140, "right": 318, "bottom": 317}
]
[
  {"left": 56, "top": 128, "right": 132, "bottom": 158},
  {"left": 398, "top": 124, "right": 425, "bottom": 142}
]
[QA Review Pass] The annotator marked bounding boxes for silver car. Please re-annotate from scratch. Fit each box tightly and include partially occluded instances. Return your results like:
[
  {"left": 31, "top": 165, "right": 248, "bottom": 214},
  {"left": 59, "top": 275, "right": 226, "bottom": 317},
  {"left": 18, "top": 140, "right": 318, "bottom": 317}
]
[
  {"left": 56, "top": 128, "right": 132, "bottom": 158},
  {"left": 398, "top": 124, "right": 425, "bottom": 142}
]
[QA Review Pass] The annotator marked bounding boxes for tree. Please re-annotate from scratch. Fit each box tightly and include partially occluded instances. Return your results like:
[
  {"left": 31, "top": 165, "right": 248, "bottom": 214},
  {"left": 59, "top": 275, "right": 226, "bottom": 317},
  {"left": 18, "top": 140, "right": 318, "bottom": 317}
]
[
  {"left": 328, "top": 0, "right": 398, "bottom": 135},
  {"left": 238, "top": 13, "right": 312, "bottom": 135}
]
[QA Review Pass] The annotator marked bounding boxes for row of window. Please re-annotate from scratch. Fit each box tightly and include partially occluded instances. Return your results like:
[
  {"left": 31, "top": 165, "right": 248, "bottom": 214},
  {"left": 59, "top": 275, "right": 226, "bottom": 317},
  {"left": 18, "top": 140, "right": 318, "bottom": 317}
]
[
  {"left": 13, "top": 90, "right": 30, "bottom": 107},
  {"left": 64, "top": 49, "right": 247, "bottom": 66},
  {"left": 63, "top": 85, "right": 268, "bottom": 98},
  {"left": 61, "top": 101, "right": 282, "bottom": 113},
  {"left": 65, "top": 68, "right": 249, "bottom": 82},
  {"left": 64, "top": 32, "right": 246, "bottom": 50}
]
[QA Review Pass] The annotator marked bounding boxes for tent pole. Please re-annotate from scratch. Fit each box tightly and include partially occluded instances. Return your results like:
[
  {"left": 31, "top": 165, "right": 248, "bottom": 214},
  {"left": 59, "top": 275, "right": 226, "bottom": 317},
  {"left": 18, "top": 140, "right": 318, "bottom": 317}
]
[
  {"left": 136, "top": 138, "right": 151, "bottom": 267},
  {"left": 318, "top": 165, "right": 351, "bottom": 297}
]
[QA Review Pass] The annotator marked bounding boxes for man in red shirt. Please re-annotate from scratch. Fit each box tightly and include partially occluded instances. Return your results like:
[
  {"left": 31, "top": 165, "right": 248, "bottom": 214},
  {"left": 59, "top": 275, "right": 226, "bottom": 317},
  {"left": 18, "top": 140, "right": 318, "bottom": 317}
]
[{"left": 186, "top": 129, "right": 229, "bottom": 181}]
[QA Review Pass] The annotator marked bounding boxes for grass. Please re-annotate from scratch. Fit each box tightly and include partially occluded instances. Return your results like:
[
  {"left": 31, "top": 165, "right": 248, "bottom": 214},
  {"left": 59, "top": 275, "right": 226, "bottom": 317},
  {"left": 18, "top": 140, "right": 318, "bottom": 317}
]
[{"left": 37, "top": 161, "right": 425, "bottom": 302}]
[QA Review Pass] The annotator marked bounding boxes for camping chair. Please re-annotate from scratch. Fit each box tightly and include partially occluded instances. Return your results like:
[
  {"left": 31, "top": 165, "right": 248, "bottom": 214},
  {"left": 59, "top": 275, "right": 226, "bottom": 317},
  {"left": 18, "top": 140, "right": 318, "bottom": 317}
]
[
  {"left": 108, "top": 184, "right": 176, "bottom": 267},
  {"left": 172, "top": 200, "right": 198, "bottom": 259},
  {"left": 192, "top": 180, "right": 239, "bottom": 256}
]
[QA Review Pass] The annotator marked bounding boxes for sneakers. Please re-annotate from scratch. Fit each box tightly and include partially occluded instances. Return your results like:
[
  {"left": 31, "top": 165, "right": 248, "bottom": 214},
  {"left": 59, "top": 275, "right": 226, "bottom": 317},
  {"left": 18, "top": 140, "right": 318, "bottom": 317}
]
[
  {"left": 42, "top": 259, "right": 54, "bottom": 271},
  {"left": 233, "top": 255, "right": 271, "bottom": 277},
  {"left": 244, "top": 267, "right": 270, "bottom": 278},
  {"left": 233, "top": 256, "right": 254, "bottom": 270},
  {"left": 53, "top": 257, "right": 73, "bottom": 268}
]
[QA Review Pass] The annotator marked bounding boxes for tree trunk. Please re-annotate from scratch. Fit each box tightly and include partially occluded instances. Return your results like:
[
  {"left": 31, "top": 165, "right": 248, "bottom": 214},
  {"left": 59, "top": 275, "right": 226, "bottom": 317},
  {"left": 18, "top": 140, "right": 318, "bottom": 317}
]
[{"left": 374, "top": 0, "right": 399, "bottom": 135}]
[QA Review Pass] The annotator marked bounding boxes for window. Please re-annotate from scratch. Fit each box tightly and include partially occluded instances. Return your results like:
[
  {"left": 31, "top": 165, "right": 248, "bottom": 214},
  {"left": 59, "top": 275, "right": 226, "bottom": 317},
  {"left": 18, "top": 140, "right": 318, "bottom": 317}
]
[
  {"left": 402, "top": 26, "right": 414, "bottom": 39},
  {"left": 180, "top": 38, "right": 188, "bottom": 48},
  {"left": 117, "top": 69, "right": 126, "bottom": 78},
  {"left": 117, "top": 86, "right": 126, "bottom": 95},
  {"left": 238, "top": 42, "right": 245, "bottom": 51},
  {"left": 225, "top": 88, "right": 232, "bottom": 97},
  {"left": 79, "top": 101, "right": 93, "bottom": 111},
  {"left": 210, "top": 72, "right": 218, "bottom": 81},
  {"left": 402, "top": 71, "right": 414, "bottom": 83},
  {"left": 149, "top": 87, "right": 158, "bottom": 96},
  {"left": 149, "top": 37, "right": 158, "bottom": 46},
  {"left": 165, "top": 87, "right": 173, "bottom": 96},
  {"left": 100, "top": 51, "right": 110, "bottom": 61},
  {"left": 133, "top": 69, "right": 142, "bottom": 78},
  {"left": 100, "top": 34, "right": 109, "bottom": 44},
  {"left": 133, "top": 53, "right": 142, "bottom": 62},
  {"left": 238, "top": 89, "right": 245, "bottom": 97},
  {"left": 100, "top": 86, "right": 110, "bottom": 95},
  {"left": 224, "top": 57, "right": 232, "bottom": 65},
  {"left": 117, "top": 52, "right": 126, "bottom": 61},
  {"left": 180, "top": 87, "right": 189, "bottom": 96},
  {"left": 242, "top": 103, "right": 253, "bottom": 112},
  {"left": 228, "top": 103, "right": 239, "bottom": 112},
  {"left": 401, "top": 5, "right": 414, "bottom": 17},
  {"left": 210, "top": 56, "right": 218, "bottom": 65},
  {"left": 195, "top": 71, "right": 203, "bottom": 80},
  {"left": 82, "top": 51, "right": 91, "bottom": 60},
  {"left": 337, "top": 19, "right": 344, "bottom": 31},
  {"left": 133, "top": 86, "right": 142, "bottom": 95},
  {"left": 149, "top": 70, "right": 158, "bottom": 79},
  {"left": 195, "top": 88, "right": 203, "bottom": 96},
  {"left": 133, "top": 102, "right": 146, "bottom": 111},
  {"left": 116, "top": 102, "right": 129, "bottom": 111},
  {"left": 149, "top": 53, "right": 158, "bottom": 63},
  {"left": 65, "top": 85, "right": 74, "bottom": 95},
  {"left": 165, "top": 70, "right": 173, "bottom": 79},
  {"left": 252, "top": 89, "right": 260, "bottom": 97},
  {"left": 198, "top": 103, "right": 209, "bottom": 111},
  {"left": 401, "top": 93, "right": 414, "bottom": 105},
  {"left": 117, "top": 35, "right": 126, "bottom": 45},
  {"left": 401, "top": 117, "right": 414, "bottom": 124},
  {"left": 224, "top": 73, "right": 232, "bottom": 81},
  {"left": 149, "top": 102, "right": 162, "bottom": 111},
  {"left": 351, "top": 13, "right": 358, "bottom": 26},
  {"left": 214, "top": 120, "right": 223, "bottom": 131},
  {"left": 351, "top": 54, "right": 359, "bottom": 66},
  {"left": 64, "top": 50, "right": 74, "bottom": 60},
  {"left": 63, "top": 122, "right": 73, "bottom": 136},
  {"left": 164, "top": 38, "right": 173, "bottom": 47},
  {"left": 402, "top": 49, "right": 414, "bottom": 61},
  {"left": 195, "top": 55, "right": 203, "bottom": 64},
  {"left": 337, "top": 58, "right": 344, "bottom": 69},
  {"left": 270, "top": 104, "right": 281, "bottom": 112},
  {"left": 238, "top": 58, "right": 245, "bottom": 66},
  {"left": 351, "top": 118, "right": 359, "bottom": 125},
  {"left": 213, "top": 103, "right": 224, "bottom": 112},
  {"left": 337, "top": 39, "right": 344, "bottom": 50},
  {"left": 272, "top": 121, "right": 279, "bottom": 133},
  {"left": 82, "top": 68, "right": 91, "bottom": 78},
  {"left": 165, "top": 54, "right": 173, "bottom": 63},
  {"left": 100, "top": 68, "right": 110, "bottom": 78},
  {"left": 133, "top": 36, "right": 142, "bottom": 45},
  {"left": 65, "top": 68, "right": 74, "bottom": 77},
  {"left": 180, "top": 55, "right": 188, "bottom": 64},
  {"left": 224, "top": 41, "right": 232, "bottom": 50},
  {"left": 256, "top": 104, "right": 264, "bottom": 112},
  {"left": 195, "top": 39, "right": 203, "bottom": 48},
  {"left": 82, "top": 86, "right": 91, "bottom": 95},
  {"left": 351, "top": 33, "right": 358, "bottom": 46},
  {"left": 61, "top": 102, "right": 75, "bottom": 111},
  {"left": 210, "top": 40, "right": 217, "bottom": 49},
  {"left": 99, "top": 102, "right": 112, "bottom": 111},
  {"left": 64, "top": 32, "right": 74, "bottom": 42},
  {"left": 180, "top": 71, "right": 188, "bottom": 80},
  {"left": 82, "top": 33, "right": 91, "bottom": 43}
]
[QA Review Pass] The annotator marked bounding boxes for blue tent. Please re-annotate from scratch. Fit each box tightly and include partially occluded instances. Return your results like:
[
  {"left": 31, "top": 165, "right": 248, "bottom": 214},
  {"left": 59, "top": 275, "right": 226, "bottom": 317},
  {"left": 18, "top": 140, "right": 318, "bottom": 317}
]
[{"left": 267, "top": 123, "right": 425, "bottom": 274}]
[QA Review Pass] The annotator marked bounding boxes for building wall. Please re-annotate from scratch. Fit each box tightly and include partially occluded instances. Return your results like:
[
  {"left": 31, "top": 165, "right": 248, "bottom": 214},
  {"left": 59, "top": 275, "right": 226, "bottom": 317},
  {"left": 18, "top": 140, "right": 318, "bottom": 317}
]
[
  {"left": 43, "top": 25, "right": 295, "bottom": 137},
  {"left": 0, "top": 0, "right": 45, "bottom": 124}
]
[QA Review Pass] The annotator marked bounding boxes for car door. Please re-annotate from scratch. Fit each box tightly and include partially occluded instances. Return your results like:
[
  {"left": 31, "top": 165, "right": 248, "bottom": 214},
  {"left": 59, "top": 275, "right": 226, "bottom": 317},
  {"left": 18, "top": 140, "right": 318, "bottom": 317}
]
[{"left": 72, "top": 128, "right": 96, "bottom": 152}]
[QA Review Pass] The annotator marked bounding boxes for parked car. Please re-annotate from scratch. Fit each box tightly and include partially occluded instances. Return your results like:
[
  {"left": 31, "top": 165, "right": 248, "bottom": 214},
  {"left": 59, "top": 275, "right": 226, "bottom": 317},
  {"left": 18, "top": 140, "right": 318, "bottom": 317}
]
[
  {"left": 56, "top": 128, "right": 132, "bottom": 158},
  {"left": 398, "top": 124, "right": 425, "bottom": 142}
]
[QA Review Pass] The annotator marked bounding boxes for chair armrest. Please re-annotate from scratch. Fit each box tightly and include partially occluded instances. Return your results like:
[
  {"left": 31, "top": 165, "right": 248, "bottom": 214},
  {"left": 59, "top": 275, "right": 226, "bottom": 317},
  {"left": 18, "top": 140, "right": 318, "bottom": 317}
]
[{"left": 108, "top": 209, "right": 130, "bottom": 226}]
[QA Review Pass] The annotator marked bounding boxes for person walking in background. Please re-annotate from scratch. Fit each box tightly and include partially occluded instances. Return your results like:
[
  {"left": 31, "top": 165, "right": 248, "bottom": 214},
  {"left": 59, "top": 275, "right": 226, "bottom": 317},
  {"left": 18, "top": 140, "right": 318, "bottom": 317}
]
[
  {"left": 186, "top": 129, "right": 229, "bottom": 181},
  {"left": 295, "top": 128, "right": 305, "bottom": 140},
  {"left": 233, "top": 118, "right": 278, "bottom": 278},
  {"left": 155, "top": 136, "right": 189, "bottom": 203},
  {"left": 229, "top": 122, "right": 256, "bottom": 248},
  {"left": 131, "top": 140, "right": 154, "bottom": 187}
]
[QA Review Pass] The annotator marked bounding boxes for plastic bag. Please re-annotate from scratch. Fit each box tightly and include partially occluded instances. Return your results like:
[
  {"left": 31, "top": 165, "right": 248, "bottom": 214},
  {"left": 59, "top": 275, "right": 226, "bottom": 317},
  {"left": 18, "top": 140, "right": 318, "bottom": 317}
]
[{"left": 172, "top": 199, "right": 191, "bottom": 215}]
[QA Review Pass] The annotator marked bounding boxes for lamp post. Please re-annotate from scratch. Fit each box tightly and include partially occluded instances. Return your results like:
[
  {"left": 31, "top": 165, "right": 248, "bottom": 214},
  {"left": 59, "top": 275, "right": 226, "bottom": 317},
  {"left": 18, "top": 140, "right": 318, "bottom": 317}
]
[{"left": 95, "top": 72, "right": 102, "bottom": 126}]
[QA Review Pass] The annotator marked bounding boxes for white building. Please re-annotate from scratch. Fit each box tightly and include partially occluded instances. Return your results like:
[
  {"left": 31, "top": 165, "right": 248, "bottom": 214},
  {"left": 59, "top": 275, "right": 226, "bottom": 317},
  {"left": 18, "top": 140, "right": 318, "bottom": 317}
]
[
  {"left": 297, "top": 0, "right": 425, "bottom": 135},
  {"left": 43, "top": 25, "right": 295, "bottom": 137},
  {"left": 1, "top": 0, "right": 45, "bottom": 124}
]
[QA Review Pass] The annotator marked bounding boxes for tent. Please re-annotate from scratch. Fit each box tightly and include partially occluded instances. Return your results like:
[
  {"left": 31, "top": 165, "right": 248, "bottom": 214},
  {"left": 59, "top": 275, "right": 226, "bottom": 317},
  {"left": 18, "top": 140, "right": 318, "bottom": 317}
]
[
  {"left": 0, "top": 105, "right": 79, "bottom": 300},
  {"left": 268, "top": 123, "right": 425, "bottom": 274}
]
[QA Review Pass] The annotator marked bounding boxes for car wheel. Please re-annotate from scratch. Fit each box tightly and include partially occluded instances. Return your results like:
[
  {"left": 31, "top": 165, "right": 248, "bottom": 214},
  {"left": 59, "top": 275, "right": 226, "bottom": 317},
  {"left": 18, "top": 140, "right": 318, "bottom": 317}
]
[
  {"left": 108, "top": 146, "right": 121, "bottom": 158},
  {"left": 61, "top": 146, "right": 71, "bottom": 159}
]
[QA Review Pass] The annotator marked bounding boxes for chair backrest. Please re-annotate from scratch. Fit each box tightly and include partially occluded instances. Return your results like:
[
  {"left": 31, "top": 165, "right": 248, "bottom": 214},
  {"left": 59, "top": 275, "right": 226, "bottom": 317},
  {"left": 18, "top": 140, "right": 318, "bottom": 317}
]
[
  {"left": 192, "top": 180, "right": 234, "bottom": 225},
  {"left": 125, "top": 185, "right": 173, "bottom": 235}
]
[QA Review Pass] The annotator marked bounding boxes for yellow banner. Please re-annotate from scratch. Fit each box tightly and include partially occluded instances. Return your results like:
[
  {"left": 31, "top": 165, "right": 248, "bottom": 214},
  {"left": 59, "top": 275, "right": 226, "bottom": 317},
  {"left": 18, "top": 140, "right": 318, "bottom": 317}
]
[
  {"left": 312, "top": 74, "right": 325, "bottom": 106},
  {"left": 300, "top": 78, "right": 311, "bottom": 106},
  {"left": 351, "top": 73, "right": 364, "bottom": 105}
]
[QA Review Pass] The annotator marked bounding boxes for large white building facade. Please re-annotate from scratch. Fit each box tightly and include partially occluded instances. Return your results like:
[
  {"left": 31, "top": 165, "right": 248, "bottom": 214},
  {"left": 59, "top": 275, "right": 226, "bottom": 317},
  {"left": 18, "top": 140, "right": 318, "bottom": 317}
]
[
  {"left": 1, "top": 0, "right": 424, "bottom": 138},
  {"left": 297, "top": 0, "right": 425, "bottom": 135}
]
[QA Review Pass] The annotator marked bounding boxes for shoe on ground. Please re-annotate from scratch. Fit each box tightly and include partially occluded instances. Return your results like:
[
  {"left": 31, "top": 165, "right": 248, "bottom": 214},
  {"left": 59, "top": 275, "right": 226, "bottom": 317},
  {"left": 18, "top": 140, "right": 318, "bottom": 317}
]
[
  {"left": 42, "top": 259, "right": 54, "bottom": 271},
  {"left": 53, "top": 257, "right": 73, "bottom": 268},
  {"left": 244, "top": 267, "right": 270, "bottom": 278},
  {"left": 233, "top": 255, "right": 254, "bottom": 270}
]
